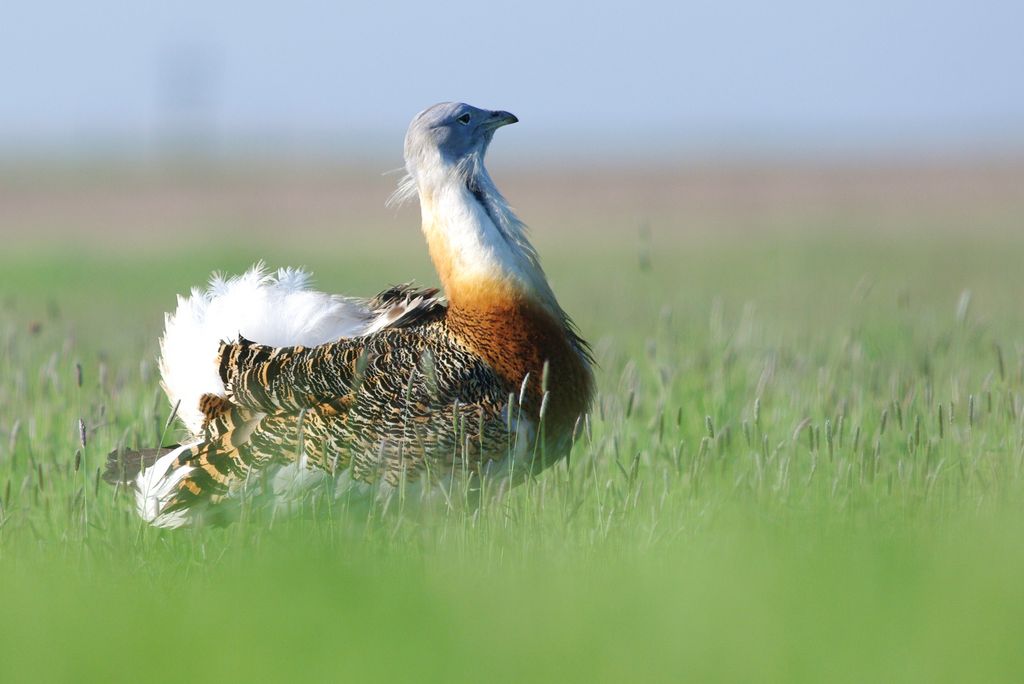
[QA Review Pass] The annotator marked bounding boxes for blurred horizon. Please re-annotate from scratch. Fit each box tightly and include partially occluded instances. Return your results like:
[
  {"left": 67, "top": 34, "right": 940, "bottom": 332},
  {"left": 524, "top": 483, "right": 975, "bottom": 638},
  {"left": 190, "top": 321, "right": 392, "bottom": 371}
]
[
  {"left": 3, "top": 0, "right": 1022, "bottom": 252},
  {"left": 2, "top": 0, "right": 1023, "bottom": 164}
]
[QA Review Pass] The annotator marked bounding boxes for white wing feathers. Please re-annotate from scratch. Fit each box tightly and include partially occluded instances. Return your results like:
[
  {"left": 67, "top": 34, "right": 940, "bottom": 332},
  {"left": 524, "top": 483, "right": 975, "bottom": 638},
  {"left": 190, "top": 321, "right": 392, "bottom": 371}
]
[{"left": 159, "top": 262, "right": 441, "bottom": 434}]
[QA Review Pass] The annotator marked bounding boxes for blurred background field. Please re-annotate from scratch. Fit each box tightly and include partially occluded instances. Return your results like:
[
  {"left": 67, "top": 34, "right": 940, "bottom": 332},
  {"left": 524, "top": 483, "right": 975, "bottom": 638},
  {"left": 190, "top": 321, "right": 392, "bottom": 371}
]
[
  {"left": 2, "top": 161, "right": 1024, "bottom": 683},
  {"left": 2, "top": 0, "right": 1024, "bottom": 681}
]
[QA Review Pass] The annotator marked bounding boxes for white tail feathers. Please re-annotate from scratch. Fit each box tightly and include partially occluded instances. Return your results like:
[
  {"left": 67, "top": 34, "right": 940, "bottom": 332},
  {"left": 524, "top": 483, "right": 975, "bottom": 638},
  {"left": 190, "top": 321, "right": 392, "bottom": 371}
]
[
  {"left": 134, "top": 444, "right": 327, "bottom": 528},
  {"left": 134, "top": 442, "right": 198, "bottom": 529},
  {"left": 159, "top": 263, "right": 374, "bottom": 434}
]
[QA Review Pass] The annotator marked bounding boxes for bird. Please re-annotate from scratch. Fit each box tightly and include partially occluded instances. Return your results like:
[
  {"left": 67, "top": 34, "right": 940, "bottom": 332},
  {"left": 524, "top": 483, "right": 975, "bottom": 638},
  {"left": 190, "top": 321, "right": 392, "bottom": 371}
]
[{"left": 105, "top": 102, "right": 595, "bottom": 527}]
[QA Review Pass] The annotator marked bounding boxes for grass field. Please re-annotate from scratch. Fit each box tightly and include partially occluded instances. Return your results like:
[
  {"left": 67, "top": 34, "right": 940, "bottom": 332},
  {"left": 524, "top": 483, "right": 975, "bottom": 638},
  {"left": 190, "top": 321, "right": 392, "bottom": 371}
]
[{"left": 1, "top": 163, "right": 1023, "bottom": 682}]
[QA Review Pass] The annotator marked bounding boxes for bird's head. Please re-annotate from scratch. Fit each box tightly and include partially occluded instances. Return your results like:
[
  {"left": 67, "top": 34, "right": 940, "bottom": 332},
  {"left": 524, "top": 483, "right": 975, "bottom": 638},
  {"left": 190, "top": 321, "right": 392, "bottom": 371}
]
[{"left": 402, "top": 102, "right": 518, "bottom": 185}]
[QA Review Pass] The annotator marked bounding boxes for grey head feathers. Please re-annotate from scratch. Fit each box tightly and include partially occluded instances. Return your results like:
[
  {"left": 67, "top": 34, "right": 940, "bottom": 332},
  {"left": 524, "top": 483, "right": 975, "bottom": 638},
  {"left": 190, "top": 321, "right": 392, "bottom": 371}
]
[
  {"left": 389, "top": 102, "right": 517, "bottom": 207},
  {"left": 405, "top": 102, "right": 518, "bottom": 169}
]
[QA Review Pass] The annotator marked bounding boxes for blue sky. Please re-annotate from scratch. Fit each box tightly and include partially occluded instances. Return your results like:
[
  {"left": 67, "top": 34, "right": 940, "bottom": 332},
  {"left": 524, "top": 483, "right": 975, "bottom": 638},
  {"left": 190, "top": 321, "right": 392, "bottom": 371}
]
[{"left": 1, "top": 0, "right": 1022, "bottom": 159}]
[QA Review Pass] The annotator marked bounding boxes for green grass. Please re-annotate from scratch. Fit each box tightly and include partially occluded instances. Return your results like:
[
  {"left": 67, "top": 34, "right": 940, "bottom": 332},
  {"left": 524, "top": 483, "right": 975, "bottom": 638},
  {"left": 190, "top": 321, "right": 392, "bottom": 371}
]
[{"left": 2, "top": 229, "right": 1024, "bottom": 683}]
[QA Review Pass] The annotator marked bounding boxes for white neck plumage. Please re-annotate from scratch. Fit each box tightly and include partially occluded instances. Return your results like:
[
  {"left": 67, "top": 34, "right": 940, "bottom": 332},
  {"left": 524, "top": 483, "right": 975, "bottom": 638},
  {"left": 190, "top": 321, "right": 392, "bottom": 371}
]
[
  {"left": 398, "top": 149, "right": 563, "bottom": 318},
  {"left": 393, "top": 145, "right": 594, "bottom": 392}
]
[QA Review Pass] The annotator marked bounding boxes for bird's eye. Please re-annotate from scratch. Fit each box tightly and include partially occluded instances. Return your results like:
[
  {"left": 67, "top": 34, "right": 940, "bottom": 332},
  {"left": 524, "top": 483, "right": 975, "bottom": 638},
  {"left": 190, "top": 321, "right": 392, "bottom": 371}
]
[{"left": 456, "top": 113, "right": 472, "bottom": 125}]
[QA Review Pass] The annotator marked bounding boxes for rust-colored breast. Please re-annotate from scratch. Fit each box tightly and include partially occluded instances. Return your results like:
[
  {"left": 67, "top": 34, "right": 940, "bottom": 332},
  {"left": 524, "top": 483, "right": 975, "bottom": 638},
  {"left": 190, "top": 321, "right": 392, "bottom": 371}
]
[{"left": 445, "top": 288, "right": 593, "bottom": 433}]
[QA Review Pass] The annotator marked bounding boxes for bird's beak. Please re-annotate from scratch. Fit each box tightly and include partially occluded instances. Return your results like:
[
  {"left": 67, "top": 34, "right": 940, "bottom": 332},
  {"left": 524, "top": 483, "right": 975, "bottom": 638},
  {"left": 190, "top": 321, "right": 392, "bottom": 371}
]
[{"left": 483, "top": 110, "right": 519, "bottom": 130}]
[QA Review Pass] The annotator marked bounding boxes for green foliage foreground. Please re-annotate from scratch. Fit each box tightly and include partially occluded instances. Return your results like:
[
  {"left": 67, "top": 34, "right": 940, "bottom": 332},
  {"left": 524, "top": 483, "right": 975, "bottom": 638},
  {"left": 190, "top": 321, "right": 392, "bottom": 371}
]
[{"left": 1, "top": 233, "right": 1023, "bottom": 682}]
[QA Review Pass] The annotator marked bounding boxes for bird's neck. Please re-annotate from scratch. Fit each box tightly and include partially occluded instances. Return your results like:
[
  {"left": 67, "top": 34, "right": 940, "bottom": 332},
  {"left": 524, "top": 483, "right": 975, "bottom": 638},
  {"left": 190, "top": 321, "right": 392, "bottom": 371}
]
[
  {"left": 417, "top": 172, "right": 556, "bottom": 317},
  {"left": 417, "top": 171, "right": 594, "bottom": 423}
]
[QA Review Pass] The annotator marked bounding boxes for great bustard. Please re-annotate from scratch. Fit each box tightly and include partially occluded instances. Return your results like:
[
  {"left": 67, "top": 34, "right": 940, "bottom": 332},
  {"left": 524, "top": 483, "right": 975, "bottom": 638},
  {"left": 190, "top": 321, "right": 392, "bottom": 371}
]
[{"left": 105, "top": 103, "right": 594, "bottom": 527}]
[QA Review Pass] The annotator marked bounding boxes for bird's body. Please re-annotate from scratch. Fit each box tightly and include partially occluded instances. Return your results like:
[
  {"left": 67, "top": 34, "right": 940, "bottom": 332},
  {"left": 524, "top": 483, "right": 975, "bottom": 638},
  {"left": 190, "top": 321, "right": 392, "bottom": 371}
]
[{"left": 107, "top": 103, "right": 593, "bottom": 527}]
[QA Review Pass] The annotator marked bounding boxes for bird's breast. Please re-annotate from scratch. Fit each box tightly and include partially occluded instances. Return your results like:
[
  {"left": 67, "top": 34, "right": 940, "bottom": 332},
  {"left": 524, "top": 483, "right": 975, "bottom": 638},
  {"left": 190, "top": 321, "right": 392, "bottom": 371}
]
[{"left": 444, "top": 287, "right": 592, "bottom": 432}]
